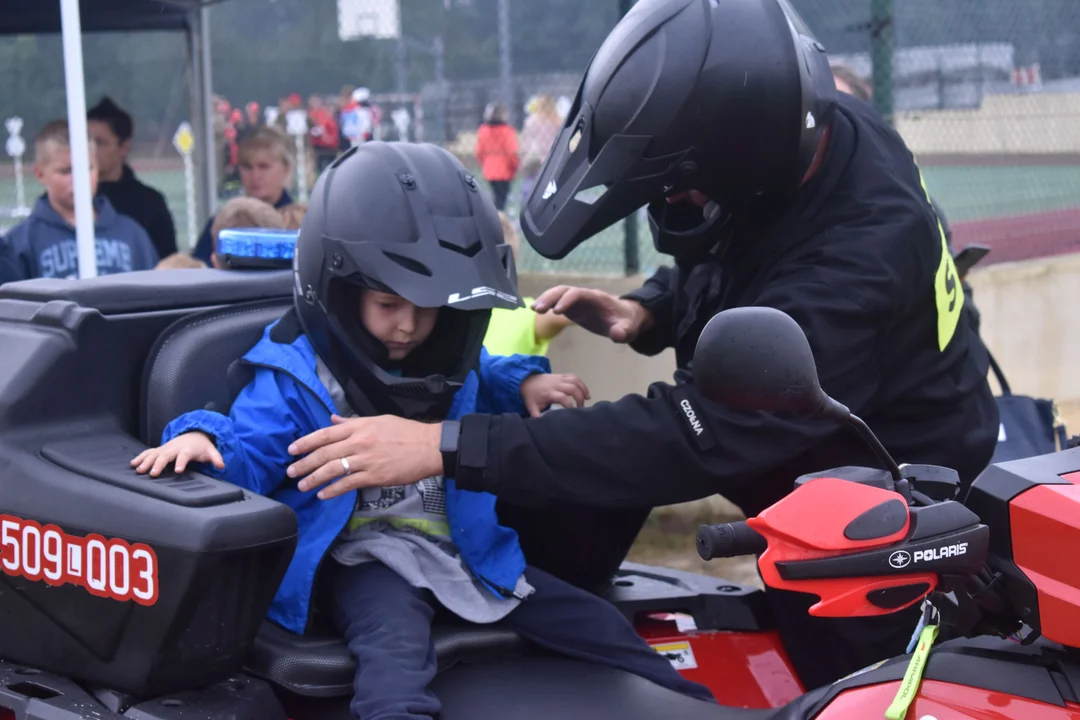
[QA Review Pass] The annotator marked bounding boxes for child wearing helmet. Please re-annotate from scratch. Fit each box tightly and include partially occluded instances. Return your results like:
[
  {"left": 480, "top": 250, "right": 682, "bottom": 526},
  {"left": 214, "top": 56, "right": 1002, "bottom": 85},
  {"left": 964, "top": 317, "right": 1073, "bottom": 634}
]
[{"left": 133, "top": 143, "right": 713, "bottom": 718}]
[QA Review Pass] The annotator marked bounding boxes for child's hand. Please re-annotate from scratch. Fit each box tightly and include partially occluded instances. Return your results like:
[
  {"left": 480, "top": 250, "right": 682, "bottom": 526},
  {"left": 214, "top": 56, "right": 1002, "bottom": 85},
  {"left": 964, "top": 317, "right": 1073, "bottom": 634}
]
[
  {"left": 520, "top": 373, "right": 591, "bottom": 417},
  {"left": 131, "top": 432, "right": 224, "bottom": 478}
]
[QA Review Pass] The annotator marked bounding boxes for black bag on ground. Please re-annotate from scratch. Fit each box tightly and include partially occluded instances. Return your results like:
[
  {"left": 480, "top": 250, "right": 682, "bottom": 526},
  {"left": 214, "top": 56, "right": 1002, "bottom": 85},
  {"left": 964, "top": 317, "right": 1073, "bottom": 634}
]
[{"left": 988, "top": 352, "right": 1067, "bottom": 463}]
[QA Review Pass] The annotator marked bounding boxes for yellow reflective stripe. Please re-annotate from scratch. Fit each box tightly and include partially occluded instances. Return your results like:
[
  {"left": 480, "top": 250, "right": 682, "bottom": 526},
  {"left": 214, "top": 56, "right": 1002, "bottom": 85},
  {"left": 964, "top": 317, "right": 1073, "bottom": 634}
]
[
  {"left": 914, "top": 160, "right": 964, "bottom": 352},
  {"left": 346, "top": 515, "right": 450, "bottom": 538}
]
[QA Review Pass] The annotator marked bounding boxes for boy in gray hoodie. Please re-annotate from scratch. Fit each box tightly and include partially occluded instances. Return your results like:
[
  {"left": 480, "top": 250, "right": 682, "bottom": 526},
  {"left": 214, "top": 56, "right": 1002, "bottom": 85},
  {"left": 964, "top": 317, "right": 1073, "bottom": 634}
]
[{"left": 0, "top": 120, "right": 157, "bottom": 281}]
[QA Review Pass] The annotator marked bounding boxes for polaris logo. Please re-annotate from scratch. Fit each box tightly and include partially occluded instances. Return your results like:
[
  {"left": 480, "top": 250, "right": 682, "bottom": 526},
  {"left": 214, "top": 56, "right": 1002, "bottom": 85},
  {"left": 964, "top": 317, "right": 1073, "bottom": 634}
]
[
  {"left": 542, "top": 179, "right": 558, "bottom": 200},
  {"left": 680, "top": 399, "right": 703, "bottom": 436},
  {"left": 914, "top": 542, "right": 967, "bottom": 564},
  {"left": 888, "top": 551, "right": 911, "bottom": 569}
]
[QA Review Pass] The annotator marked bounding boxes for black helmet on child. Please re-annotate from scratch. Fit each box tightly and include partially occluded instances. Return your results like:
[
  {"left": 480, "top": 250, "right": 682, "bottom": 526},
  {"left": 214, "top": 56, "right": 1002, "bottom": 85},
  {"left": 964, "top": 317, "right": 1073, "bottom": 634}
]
[
  {"left": 293, "top": 142, "right": 523, "bottom": 421},
  {"left": 520, "top": 0, "right": 837, "bottom": 260}
]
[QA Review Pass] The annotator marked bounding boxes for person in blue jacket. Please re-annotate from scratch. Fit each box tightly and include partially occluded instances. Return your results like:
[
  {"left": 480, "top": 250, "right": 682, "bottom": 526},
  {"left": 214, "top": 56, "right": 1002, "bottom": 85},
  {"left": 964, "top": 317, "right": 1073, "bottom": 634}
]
[
  {"left": 2, "top": 120, "right": 158, "bottom": 280},
  {"left": 132, "top": 142, "right": 713, "bottom": 720}
]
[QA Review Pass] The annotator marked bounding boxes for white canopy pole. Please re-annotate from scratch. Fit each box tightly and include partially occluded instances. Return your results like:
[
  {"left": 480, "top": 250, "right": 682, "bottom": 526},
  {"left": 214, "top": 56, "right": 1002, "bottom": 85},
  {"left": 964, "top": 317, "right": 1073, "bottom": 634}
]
[
  {"left": 59, "top": 0, "right": 97, "bottom": 279},
  {"left": 190, "top": 5, "right": 218, "bottom": 229}
]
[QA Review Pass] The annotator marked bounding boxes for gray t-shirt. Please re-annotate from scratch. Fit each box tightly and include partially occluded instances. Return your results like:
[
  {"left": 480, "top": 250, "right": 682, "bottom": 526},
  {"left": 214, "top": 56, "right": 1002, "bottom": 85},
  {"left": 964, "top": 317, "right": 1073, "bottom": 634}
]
[{"left": 315, "top": 358, "right": 533, "bottom": 623}]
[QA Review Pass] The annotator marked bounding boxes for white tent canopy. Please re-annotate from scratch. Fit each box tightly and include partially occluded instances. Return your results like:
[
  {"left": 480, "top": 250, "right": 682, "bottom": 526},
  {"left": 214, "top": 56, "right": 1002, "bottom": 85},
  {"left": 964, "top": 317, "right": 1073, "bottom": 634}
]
[{"left": 1, "top": 0, "right": 223, "bottom": 278}]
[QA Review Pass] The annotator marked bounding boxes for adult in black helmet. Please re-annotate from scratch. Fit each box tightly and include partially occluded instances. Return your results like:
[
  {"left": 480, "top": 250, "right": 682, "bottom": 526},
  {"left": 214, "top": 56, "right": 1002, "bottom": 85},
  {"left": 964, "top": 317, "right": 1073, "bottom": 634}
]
[{"left": 287, "top": 0, "right": 999, "bottom": 690}]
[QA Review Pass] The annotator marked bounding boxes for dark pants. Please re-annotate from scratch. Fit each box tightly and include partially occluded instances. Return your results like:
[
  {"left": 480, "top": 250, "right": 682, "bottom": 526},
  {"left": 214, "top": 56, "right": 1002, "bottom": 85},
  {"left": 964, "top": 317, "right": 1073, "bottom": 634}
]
[
  {"left": 329, "top": 561, "right": 713, "bottom": 720},
  {"left": 767, "top": 586, "right": 922, "bottom": 690},
  {"left": 488, "top": 180, "right": 511, "bottom": 211}
]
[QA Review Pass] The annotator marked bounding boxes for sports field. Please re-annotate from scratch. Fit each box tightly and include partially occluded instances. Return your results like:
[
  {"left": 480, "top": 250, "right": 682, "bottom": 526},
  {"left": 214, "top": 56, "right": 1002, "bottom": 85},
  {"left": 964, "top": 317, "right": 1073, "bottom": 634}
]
[{"left": 2, "top": 161, "right": 1078, "bottom": 274}]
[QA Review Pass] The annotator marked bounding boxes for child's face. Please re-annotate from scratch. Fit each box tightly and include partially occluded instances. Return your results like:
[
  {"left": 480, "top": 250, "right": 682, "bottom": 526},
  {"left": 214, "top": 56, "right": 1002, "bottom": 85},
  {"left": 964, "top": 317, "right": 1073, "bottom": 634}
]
[
  {"left": 359, "top": 290, "right": 438, "bottom": 361},
  {"left": 239, "top": 148, "right": 289, "bottom": 205},
  {"left": 34, "top": 144, "right": 99, "bottom": 215}
]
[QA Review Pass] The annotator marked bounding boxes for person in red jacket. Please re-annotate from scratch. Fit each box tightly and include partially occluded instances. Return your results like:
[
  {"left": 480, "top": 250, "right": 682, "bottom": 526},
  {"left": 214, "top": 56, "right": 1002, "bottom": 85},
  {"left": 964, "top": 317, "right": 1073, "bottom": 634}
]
[
  {"left": 474, "top": 103, "right": 519, "bottom": 211},
  {"left": 308, "top": 95, "right": 340, "bottom": 173}
]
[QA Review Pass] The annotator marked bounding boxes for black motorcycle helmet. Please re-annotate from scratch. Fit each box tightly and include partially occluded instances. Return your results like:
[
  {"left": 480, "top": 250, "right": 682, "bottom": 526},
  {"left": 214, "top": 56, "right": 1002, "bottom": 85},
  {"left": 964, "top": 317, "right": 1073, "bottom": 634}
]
[
  {"left": 293, "top": 142, "right": 523, "bottom": 421},
  {"left": 520, "top": 0, "right": 836, "bottom": 260}
]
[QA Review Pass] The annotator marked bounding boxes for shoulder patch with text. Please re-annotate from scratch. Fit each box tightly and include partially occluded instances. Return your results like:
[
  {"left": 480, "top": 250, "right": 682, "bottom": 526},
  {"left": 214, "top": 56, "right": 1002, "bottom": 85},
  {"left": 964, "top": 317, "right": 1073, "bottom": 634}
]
[{"left": 672, "top": 388, "right": 716, "bottom": 452}]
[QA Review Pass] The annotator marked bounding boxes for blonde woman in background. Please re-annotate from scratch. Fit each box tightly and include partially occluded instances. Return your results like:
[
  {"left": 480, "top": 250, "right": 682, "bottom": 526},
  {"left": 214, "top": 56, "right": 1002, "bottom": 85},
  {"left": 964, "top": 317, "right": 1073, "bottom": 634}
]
[
  {"left": 518, "top": 95, "right": 563, "bottom": 208},
  {"left": 191, "top": 126, "right": 296, "bottom": 264}
]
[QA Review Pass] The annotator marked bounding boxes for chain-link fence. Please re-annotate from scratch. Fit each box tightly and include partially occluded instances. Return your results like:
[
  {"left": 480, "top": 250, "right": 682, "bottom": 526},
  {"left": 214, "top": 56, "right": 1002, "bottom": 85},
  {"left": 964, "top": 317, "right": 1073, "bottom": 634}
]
[{"left": 1, "top": 0, "right": 1078, "bottom": 271}]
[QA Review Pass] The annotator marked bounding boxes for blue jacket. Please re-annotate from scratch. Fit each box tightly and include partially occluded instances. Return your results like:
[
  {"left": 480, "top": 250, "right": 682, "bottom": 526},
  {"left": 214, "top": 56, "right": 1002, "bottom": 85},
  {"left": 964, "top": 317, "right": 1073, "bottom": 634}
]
[
  {"left": 162, "top": 319, "right": 550, "bottom": 634},
  {"left": 2, "top": 195, "right": 158, "bottom": 279}
]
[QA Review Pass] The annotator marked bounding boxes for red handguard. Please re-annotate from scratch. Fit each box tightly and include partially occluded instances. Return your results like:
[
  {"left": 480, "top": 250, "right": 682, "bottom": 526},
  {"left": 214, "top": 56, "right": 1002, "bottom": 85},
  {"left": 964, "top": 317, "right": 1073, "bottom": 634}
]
[{"left": 749, "top": 477, "right": 937, "bottom": 618}]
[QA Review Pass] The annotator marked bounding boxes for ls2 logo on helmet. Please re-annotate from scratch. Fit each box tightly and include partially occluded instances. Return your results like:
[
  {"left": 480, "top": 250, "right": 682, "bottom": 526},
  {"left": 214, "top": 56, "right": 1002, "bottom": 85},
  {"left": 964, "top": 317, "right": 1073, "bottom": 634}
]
[
  {"left": 888, "top": 550, "right": 911, "bottom": 569},
  {"left": 448, "top": 287, "right": 519, "bottom": 305},
  {"left": 0, "top": 514, "right": 159, "bottom": 606}
]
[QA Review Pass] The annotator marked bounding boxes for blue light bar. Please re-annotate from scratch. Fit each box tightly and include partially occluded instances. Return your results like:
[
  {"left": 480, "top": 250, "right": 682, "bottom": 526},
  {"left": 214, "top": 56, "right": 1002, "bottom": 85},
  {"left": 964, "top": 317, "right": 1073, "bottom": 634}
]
[{"left": 216, "top": 228, "right": 298, "bottom": 269}]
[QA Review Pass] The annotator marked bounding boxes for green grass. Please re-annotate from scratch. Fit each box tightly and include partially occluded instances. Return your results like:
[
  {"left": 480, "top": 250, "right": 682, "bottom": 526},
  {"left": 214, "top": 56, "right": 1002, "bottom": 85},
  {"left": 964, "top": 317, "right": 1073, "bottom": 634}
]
[
  {"left": 920, "top": 165, "right": 1080, "bottom": 224},
  {"left": 3, "top": 163, "right": 1078, "bottom": 274}
]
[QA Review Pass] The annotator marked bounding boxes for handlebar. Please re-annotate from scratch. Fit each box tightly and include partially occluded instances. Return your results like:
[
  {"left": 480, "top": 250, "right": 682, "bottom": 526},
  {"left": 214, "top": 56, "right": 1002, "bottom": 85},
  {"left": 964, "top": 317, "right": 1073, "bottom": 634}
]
[{"left": 696, "top": 521, "right": 768, "bottom": 561}]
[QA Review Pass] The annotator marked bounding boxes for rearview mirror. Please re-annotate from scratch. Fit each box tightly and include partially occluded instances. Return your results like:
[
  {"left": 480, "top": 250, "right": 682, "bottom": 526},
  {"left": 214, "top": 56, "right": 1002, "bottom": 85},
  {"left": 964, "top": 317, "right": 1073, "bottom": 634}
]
[
  {"left": 691, "top": 307, "right": 844, "bottom": 422},
  {"left": 692, "top": 306, "right": 903, "bottom": 482}
]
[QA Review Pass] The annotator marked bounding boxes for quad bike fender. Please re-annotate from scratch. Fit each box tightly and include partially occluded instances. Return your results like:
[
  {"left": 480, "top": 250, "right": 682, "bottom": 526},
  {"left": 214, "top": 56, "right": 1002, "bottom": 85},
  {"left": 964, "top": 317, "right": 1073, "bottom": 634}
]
[{"left": 817, "top": 680, "right": 1080, "bottom": 719}]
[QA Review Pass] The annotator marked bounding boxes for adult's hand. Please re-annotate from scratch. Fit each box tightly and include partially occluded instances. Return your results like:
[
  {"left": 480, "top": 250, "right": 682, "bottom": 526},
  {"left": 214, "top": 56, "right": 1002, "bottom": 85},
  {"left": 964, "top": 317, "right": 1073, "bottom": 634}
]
[
  {"left": 532, "top": 286, "right": 653, "bottom": 344},
  {"left": 286, "top": 415, "right": 442, "bottom": 500}
]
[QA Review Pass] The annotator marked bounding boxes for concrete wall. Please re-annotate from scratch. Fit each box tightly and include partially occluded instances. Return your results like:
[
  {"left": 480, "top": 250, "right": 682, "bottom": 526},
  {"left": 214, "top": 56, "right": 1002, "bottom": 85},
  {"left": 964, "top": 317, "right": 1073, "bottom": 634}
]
[
  {"left": 896, "top": 92, "right": 1080, "bottom": 155},
  {"left": 967, "top": 253, "right": 1080, "bottom": 430}
]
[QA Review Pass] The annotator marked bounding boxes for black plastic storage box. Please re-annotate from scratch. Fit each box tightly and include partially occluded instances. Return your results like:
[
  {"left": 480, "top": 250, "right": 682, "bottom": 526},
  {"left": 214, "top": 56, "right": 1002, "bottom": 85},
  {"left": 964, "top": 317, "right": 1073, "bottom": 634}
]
[
  {"left": 0, "top": 432, "right": 297, "bottom": 697},
  {"left": 0, "top": 270, "right": 299, "bottom": 698}
]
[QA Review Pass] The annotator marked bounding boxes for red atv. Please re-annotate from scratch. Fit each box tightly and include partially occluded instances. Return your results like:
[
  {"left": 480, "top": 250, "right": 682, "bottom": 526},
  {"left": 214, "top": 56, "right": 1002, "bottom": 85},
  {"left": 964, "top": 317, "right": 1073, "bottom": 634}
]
[{"left": 0, "top": 269, "right": 1075, "bottom": 719}]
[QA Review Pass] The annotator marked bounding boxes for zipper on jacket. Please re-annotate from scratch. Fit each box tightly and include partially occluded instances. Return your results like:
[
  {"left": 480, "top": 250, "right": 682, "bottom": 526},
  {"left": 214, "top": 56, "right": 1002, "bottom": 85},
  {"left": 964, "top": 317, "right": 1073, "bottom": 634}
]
[{"left": 479, "top": 574, "right": 529, "bottom": 601}]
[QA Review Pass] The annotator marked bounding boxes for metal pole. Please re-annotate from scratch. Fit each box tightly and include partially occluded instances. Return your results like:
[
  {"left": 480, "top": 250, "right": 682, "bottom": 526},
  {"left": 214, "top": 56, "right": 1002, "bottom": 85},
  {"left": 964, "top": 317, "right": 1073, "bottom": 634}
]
[
  {"left": 189, "top": 7, "right": 216, "bottom": 236},
  {"left": 199, "top": 5, "right": 218, "bottom": 219},
  {"left": 294, "top": 135, "right": 309, "bottom": 203},
  {"left": 870, "top": 0, "right": 894, "bottom": 125},
  {"left": 618, "top": 0, "right": 639, "bottom": 275},
  {"left": 396, "top": 37, "right": 408, "bottom": 94},
  {"left": 434, "top": 36, "right": 445, "bottom": 88},
  {"left": 59, "top": 0, "right": 97, "bottom": 279},
  {"left": 497, "top": 0, "right": 513, "bottom": 117},
  {"left": 182, "top": 151, "right": 197, "bottom": 249},
  {"left": 433, "top": 36, "right": 445, "bottom": 144}
]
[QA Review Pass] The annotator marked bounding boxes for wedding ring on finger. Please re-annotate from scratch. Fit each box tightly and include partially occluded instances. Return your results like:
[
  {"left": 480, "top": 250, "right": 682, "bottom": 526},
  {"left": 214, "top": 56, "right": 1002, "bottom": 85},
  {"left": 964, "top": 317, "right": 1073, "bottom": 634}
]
[{"left": 340, "top": 457, "right": 352, "bottom": 475}]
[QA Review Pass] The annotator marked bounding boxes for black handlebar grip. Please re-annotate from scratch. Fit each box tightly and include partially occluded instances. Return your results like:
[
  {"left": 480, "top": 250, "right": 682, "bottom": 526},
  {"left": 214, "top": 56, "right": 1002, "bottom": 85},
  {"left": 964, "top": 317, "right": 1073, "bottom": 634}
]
[{"left": 696, "top": 521, "right": 768, "bottom": 561}]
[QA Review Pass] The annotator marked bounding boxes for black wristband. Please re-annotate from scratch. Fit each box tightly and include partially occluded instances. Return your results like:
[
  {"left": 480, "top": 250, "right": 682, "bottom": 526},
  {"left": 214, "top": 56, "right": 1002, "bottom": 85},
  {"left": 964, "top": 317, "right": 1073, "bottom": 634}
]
[{"left": 440, "top": 420, "right": 461, "bottom": 479}]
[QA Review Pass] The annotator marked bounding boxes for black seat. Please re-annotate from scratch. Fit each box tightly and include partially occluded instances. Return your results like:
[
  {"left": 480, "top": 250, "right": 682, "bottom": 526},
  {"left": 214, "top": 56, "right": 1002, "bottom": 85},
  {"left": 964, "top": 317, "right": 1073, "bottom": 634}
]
[
  {"left": 141, "top": 298, "right": 290, "bottom": 445},
  {"left": 249, "top": 621, "right": 534, "bottom": 697}
]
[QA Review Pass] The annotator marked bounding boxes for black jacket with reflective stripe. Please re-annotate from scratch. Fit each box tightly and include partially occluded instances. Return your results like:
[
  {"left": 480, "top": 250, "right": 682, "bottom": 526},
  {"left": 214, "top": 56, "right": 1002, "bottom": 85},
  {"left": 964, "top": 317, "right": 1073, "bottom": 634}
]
[{"left": 454, "top": 93, "right": 998, "bottom": 517}]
